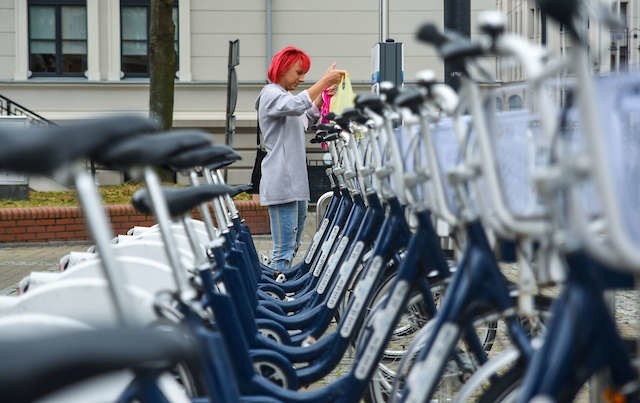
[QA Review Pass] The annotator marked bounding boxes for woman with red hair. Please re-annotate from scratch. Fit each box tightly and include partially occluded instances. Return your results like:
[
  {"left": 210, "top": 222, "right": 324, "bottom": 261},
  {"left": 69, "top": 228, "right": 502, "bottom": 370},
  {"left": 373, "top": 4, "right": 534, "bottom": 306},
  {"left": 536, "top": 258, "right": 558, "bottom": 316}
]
[{"left": 256, "top": 46, "right": 345, "bottom": 271}]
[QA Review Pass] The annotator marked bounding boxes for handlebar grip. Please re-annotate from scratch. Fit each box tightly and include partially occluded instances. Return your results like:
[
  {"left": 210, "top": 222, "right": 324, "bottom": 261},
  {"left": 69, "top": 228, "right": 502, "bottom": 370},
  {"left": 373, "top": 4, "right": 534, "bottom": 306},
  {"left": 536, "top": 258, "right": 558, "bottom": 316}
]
[
  {"left": 416, "top": 23, "right": 449, "bottom": 48},
  {"left": 311, "top": 132, "right": 340, "bottom": 143},
  {"left": 316, "top": 123, "right": 341, "bottom": 134},
  {"left": 416, "top": 22, "right": 483, "bottom": 61}
]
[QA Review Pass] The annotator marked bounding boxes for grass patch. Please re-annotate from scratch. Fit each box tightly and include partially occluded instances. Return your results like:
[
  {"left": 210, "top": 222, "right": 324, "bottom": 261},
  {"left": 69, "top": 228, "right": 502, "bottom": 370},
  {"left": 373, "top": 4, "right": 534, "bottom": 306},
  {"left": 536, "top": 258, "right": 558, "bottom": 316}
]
[
  {"left": 0, "top": 183, "right": 144, "bottom": 208},
  {"left": 0, "top": 182, "right": 252, "bottom": 208}
]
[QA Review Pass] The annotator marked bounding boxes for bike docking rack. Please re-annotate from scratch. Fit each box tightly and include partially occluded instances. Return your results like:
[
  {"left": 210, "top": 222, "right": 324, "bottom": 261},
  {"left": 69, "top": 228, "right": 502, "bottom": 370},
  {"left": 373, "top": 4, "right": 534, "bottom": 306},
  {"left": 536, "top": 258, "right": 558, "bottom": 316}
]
[{"left": 0, "top": 2, "right": 639, "bottom": 402}]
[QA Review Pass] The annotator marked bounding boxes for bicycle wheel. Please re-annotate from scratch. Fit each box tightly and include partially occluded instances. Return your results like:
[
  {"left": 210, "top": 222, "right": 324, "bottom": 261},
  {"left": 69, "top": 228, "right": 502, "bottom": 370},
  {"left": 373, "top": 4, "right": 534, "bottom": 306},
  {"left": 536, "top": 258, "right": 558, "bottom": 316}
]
[
  {"left": 386, "top": 295, "right": 552, "bottom": 403},
  {"left": 361, "top": 271, "right": 500, "bottom": 403},
  {"left": 361, "top": 283, "right": 433, "bottom": 403},
  {"left": 472, "top": 360, "right": 524, "bottom": 403},
  {"left": 475, "top": 363, "right": 601, "bottom": 403}
]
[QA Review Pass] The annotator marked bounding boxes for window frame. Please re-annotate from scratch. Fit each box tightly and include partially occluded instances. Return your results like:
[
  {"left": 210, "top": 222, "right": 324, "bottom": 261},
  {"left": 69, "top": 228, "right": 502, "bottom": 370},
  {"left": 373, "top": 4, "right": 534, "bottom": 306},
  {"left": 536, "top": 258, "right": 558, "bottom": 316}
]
[
  {"left": 27, "top": 0, "right": 88, "bottom": 78},
  {"left": 120, "top": 0, "right": 179, "bottom": 78}
]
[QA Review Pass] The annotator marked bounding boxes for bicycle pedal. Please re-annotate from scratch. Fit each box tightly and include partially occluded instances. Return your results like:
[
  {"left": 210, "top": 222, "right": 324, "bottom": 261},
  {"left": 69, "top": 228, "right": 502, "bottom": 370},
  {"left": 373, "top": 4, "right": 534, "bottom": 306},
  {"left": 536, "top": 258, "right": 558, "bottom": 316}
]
[
  {"left": 274, "top": 273, "right": 287, "bottom": 283},
  {"left": 301, "top": 336, "right": 316, "bottom": 347},
  {"left": 603, "top": 389, "right": 626, "bottom": 403}
]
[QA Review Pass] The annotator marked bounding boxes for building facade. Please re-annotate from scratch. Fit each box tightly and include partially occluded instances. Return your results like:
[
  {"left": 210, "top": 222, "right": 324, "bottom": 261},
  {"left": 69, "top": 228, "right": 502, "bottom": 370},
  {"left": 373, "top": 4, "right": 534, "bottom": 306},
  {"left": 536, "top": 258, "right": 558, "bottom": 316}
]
[
  {"left": 0, "top": 0, "right": 495, "bottom": 184},
  {"left": 495, "top": 0, "right": 639, "bottom": 109}
]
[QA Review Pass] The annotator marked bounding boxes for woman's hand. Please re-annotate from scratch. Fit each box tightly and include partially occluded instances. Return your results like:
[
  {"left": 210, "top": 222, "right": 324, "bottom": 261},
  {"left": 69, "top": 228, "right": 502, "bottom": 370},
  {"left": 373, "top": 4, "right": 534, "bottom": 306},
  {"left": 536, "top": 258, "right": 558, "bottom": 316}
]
[
  {"left": 323, "top": 63, "right": 346, "bottom": 87},
  {"left": 307, "top": 63, "right": 346, "bottom": 102},
  {"left": 325, "top": 84, "right": 337, "bottom": 96}
]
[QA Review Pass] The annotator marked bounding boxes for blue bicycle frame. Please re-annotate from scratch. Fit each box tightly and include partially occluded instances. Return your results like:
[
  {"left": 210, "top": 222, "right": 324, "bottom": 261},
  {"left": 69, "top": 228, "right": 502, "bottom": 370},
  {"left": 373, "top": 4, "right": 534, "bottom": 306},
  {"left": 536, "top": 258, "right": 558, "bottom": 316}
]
[
  {"left": 517, "top": 250, "right": 637, "bottom": 402},
  {"left": 399, "top": 219, "right": 536, "bottom": 402}
]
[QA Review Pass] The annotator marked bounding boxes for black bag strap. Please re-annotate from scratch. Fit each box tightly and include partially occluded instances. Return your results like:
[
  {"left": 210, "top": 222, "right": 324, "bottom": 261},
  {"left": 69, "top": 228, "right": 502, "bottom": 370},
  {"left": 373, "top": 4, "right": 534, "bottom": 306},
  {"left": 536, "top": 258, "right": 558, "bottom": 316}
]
[
  {"left": 256, "top": 96, "right": 263, "bottom": 148},
  {"left": 256, "top": 120, "right": 262, "bottom": 147}
]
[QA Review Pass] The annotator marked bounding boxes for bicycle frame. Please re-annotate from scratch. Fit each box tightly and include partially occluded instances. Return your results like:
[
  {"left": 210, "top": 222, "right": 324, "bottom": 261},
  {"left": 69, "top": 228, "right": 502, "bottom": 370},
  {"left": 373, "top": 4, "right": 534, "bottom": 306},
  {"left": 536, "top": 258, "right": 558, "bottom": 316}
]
[
  {"left": 399, "top": 219, "right": 535, "bottom": 402},
  {"left": 517, "top": 250, "right": 637, "bottom": 402}
]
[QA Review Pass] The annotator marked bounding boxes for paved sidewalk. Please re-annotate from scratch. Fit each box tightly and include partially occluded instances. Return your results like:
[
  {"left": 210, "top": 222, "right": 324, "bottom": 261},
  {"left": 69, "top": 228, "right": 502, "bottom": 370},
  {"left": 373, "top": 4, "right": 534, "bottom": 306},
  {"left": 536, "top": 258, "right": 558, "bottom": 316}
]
[
  {"left": 0, "top": 212, "right": 317, "bottom": 295},
  {"left": 0, "top": 242, "right": 93, "bottom": 295}
]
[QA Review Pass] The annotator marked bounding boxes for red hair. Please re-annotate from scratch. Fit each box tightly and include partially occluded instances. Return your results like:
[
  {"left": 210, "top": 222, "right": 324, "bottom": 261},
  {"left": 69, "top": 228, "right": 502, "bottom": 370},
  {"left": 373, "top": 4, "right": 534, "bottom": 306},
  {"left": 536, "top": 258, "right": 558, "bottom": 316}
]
[{"left": 267, "top": 46, "right": 311, "bottom": 83}]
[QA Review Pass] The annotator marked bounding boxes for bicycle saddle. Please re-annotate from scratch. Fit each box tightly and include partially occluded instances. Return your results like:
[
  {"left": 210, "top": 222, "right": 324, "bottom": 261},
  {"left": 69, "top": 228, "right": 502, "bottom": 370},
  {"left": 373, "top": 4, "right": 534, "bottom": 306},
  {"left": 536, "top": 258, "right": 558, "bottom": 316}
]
[
  {"left": 132, "top": 183, "right": 234, "bottom": 218},
  {"left": 0, "top": 115, "right": 158, "bottom": 175},
  {"left": 230, "top": 184, "right": 253, "bottom": 197},
  {"left": 208, "top": 157, "right": 240, "bottom": 171},
  {"left": 354, "top": 93, "right": 385, "bottom": 115},
  {"left": 379, "top": 81, "right": 402, "bottom": 104},
  {"left": 94, "top": 130, "right": 212, "bottom": 169},
  {"left": 339, "top": 108, "right": 369, "bottom": 126},
  {"left": 0, "top": 327, "right": 197, "bottom": 403},
  {"left": 394, "top": 88, "right": 427, "bottom": 114},
  {"left": 167, "top": 144, "right": 240, "bottom": 171}
]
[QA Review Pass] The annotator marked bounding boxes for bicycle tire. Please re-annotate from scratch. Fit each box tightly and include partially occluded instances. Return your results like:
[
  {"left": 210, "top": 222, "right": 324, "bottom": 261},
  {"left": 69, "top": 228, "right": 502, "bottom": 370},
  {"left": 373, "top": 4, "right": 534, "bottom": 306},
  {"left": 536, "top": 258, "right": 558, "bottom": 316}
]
[
  {"left": 476, "top": 362, "right": 525, "bottom": 403},
  {"left": 474, "top": 361, "right": 595, "bottom": 403},
  {"left": 383, "top": 294, "right": 552, "bottom": 403}
]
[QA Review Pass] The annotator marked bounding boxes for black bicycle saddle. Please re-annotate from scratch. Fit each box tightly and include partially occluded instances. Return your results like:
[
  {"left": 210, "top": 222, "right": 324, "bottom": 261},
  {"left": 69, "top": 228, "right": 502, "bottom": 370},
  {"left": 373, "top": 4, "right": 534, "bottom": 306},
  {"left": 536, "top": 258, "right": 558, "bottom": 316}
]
[
  {"left": 167, "top": 144, "right": 240, "bottom": 171},
  {"left": 0, "top": 327, "right": 197, "bottom": 403},
  {"left": 132, "top": 183, "right": 235, "bottom": 217},
  {"left": 94, "top": 130, "right": 212, "bottom": 169},
  {"left": 0, "top": 115, "right": 158, "bottom": 175}
]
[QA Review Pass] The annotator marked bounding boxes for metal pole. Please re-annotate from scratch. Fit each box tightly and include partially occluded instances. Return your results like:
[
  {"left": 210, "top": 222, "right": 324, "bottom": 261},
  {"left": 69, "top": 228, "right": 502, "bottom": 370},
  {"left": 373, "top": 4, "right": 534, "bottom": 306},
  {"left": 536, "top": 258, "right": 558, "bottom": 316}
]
[
  {"left": 616, "top": 0, "right": 621, "bottom": 71},
  {"left": 266, "top": 0, "right": 273, "bottom": 74},
  {"left": 380, "top": 0, "right": 389, "bottom": 42},
  {"left": 443, "top": 0, "right": 470, "bottom": 91},
  {"left": 541, "top": 11, "right": 547, "bottom": 45}
]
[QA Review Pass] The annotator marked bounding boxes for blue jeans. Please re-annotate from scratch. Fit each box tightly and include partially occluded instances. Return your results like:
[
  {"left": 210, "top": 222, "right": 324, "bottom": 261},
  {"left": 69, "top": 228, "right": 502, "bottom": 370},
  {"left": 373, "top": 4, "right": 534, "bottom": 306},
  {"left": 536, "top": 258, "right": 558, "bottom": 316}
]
[{"left": 268, "top": 200, "right": 307, "bottom": 271}]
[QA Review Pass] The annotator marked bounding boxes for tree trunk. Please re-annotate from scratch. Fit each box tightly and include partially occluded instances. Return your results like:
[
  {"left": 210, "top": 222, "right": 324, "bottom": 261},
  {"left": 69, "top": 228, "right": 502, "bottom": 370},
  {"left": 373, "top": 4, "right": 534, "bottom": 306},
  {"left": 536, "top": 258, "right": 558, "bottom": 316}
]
[
  {"left": 149, "top": 0, "right": 176, "bottom": 130},
  {"left": 149, "top": 0, "right": 176, "bottom": 182}
]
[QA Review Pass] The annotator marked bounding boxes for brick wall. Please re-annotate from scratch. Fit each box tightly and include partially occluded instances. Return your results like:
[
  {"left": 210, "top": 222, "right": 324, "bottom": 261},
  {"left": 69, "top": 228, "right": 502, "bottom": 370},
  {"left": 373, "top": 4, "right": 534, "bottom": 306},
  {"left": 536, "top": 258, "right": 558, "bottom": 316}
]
[{"left": 0, "top": 201, "right": 270, "bottom": 243}]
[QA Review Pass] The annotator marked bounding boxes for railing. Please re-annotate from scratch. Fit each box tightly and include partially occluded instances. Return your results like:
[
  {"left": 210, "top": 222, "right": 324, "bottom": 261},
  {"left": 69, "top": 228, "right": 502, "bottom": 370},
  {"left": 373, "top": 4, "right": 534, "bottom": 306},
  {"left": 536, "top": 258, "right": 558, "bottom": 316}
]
[
  {"left": 0, "top": 94, "right": 104, "bottom": 181},
  {"left": 0, "top": 94, "right": 56, "bottom": 126}
]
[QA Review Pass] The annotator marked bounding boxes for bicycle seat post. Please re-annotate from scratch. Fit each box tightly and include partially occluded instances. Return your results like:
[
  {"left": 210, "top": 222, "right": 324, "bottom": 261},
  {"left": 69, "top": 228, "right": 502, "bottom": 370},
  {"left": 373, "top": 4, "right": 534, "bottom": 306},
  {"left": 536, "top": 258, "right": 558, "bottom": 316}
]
[
  {"left": 72, "top": 165, "right": 135, "bottom": 327},
  {"left": 212, "top": 169, "right": 241, "bottom": 221},
  {"left": 188, "top": 169, "right": 219, "bottom": 242},
  {"left": 143, "top": 166, "right": 196, "bottom": 302},
  {"left": 202, "top": 168, "right": 231, "bottom": 235}
]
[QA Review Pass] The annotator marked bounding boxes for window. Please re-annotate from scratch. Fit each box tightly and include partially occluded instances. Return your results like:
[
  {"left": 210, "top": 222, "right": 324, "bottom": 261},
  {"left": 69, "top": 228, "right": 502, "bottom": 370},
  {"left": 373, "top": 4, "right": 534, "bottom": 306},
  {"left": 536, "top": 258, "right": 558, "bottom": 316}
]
[
  {"left": 620, "top": 46, "right": 629, "bottom": 70},
  {"left": 120, "top": 0, "right": 178, "bottom": 77},
  {"left": 528, "top": 8, "right": 535, "bottom": 40},
  {"left": 508, "top": 95, "right": 523, "bottom": 110},
  {"left": 28, "top": 0, "right": 87, "bottom": 76},
  {"left": 621, "top": 2, "right": 628, "bottom": 27}
]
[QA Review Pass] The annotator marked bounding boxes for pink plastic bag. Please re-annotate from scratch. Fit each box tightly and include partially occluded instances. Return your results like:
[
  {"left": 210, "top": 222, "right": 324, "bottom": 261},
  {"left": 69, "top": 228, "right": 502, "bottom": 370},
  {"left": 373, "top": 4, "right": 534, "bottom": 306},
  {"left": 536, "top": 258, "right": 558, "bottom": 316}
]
[{"left": 321, "top": 87, "right": 333, "bottom": 123}]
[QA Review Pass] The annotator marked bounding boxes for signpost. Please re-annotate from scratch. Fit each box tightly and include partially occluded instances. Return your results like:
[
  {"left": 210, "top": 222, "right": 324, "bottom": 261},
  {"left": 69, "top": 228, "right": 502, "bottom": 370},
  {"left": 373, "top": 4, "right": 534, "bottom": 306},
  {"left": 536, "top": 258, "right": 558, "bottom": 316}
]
[
  {"left": 225, "top": 39, "right": 240, "bottom": 182},
  {"left": 0, "top": 116, "right": 29, "bottom": 199}
]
